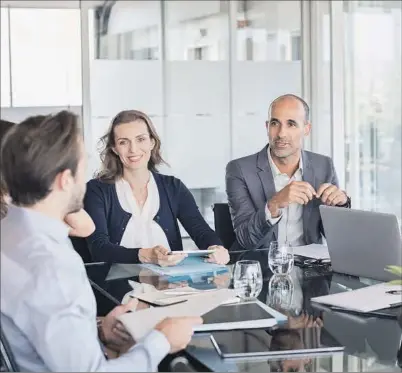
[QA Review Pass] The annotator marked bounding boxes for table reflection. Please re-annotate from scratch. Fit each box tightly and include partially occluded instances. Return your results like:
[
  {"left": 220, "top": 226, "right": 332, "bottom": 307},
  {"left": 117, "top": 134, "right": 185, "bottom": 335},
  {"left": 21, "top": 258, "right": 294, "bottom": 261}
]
[
  {"left": 268, "top": 274, "right": 295, "bottom": 312},
  {"left": 85, "top": 250, "right": 402, "bottom": 372}
]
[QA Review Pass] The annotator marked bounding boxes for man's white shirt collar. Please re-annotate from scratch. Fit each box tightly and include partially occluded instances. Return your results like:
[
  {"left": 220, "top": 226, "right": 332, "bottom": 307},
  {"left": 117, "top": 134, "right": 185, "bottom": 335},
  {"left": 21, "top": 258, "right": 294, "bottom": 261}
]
[{"left": 267, "top": 146, "right": 303, "bottom": 177}]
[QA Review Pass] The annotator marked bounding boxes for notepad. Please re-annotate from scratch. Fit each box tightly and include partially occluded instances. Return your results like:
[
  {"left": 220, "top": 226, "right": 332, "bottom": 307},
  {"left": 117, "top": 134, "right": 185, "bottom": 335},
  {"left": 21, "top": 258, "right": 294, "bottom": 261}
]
[
  {"left": 292, "top": 244, "right": 330, "bottom": 260},
  {"left": 139, "top": 256, "right": 228, "bottom": 277},
  {"left": 311, "top": 283, "right": 402, "bottom": 313},
  {"left": 118, "top": 288, "right": 236, "bottom": 340}
]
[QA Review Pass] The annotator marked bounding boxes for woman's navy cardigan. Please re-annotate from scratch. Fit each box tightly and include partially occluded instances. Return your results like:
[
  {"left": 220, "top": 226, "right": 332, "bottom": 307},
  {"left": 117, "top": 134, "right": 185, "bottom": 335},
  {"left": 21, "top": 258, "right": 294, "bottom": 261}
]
[{"left": 84, "top": 172, "right": 222, "bottom": 263}]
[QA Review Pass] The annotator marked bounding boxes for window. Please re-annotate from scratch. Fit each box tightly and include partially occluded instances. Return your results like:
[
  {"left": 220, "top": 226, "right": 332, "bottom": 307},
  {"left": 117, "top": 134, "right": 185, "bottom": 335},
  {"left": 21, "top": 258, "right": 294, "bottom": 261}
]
[
  {"left": 291, "top": 35, "right": 301, "bottom": 61},
  {"left": 188, "top": 46, "right": 209, "bottom": 60},
  {"left": 236, "top": 1, "right": 301, "bottom": 62},
  {"left": 9, "top": 8, "right": 82, "bottom": 107},
  {"left": 245, "top": 37, "right": 253, "bottom": 60},
  {"left": 343, "top": 1, "right": 401, "bottom": 219},
  {"left": 165, "top": 0, "right": 229, "bottom": 61},
  {"left": 95, "top": 2, "right": 160, "bottom": 61}
]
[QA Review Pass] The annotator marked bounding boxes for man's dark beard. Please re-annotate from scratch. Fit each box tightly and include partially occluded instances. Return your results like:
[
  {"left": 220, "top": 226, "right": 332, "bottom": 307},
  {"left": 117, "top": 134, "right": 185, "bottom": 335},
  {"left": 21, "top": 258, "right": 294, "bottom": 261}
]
[{"left": 66, "top": 190, "right": 84, "bottom": 215}]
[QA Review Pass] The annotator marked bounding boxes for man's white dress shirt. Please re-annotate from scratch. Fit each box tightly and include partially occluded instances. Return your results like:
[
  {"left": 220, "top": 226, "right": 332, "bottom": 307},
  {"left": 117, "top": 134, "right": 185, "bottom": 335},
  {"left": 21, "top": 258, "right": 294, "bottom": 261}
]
[
  {"left": 0, "top": 205, "right": 170, "bottom": 372},
  {"left": 265, "top": 147, "right": 305, "bottom": 247}
]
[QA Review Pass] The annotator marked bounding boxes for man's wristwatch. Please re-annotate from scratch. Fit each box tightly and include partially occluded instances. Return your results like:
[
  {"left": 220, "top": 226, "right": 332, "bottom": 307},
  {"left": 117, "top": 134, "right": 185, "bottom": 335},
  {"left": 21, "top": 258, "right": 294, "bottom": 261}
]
[
  {"left": 97, "top": 317, "right": 109, "bottom": 359},
  {"left": 338, "top": 195, "right": 351, "bottom": 208},
  {"left": 97, "top": 317, "right": 106, "bottom": 343}
]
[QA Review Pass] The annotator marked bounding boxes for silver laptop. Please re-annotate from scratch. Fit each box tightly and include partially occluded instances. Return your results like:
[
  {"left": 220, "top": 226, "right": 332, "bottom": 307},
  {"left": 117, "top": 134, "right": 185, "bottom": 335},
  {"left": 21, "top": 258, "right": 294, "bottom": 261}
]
[{"left": 319, "top": 205, "right": 402, "bottom": 282}]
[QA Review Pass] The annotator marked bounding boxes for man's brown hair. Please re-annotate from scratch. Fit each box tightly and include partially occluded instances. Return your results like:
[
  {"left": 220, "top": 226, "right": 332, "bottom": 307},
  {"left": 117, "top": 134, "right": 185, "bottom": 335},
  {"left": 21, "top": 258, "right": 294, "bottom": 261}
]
[{"left": 0, "top": 111, "right": 81, "bottom": 206}]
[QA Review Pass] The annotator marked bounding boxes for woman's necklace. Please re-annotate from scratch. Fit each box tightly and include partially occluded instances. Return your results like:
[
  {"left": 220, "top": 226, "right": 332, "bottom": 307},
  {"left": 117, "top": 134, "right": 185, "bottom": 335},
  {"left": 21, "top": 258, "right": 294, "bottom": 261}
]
[
  {"left": 134, "top": 187, "right": 148, "bottom": 207},
  {"left": 128, "top": 175, "right": 150, "bottom": 208}
]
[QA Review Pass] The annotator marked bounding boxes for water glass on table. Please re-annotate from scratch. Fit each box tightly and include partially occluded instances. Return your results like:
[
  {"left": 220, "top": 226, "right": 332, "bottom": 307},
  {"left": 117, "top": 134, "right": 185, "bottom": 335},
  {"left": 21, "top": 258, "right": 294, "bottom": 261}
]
[
  {"left": 268, "top": 241, "right": 294, "bottom": 275},
  {"left": 233, "top": 260, "right": 263, "bottom": 300}
]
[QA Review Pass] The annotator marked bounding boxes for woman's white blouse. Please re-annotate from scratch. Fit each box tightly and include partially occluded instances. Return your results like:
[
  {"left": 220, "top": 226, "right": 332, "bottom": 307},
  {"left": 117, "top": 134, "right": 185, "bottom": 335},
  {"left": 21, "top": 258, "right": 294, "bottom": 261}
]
[{"left": 115, "top": 173, "right": 171, "bottom": 250}]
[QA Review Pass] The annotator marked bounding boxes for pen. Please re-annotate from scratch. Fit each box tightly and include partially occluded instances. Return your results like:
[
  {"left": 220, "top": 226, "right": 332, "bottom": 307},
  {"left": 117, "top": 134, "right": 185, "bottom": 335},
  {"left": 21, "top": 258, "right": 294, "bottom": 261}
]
[{"left": 129, "top": 295, "right": 188, "bottom": 307}]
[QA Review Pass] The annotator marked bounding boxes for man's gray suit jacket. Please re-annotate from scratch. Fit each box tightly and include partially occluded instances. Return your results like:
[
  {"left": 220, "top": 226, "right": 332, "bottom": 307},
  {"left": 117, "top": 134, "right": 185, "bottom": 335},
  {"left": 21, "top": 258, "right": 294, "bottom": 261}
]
[{"left": 225, "top": 145, "right": 350, "bottom": 250}]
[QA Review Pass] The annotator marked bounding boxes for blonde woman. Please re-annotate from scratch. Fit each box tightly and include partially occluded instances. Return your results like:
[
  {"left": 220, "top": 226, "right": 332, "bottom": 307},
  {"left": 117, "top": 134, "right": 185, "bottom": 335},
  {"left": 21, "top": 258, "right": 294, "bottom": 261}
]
[{"left": 84, "top": 110, "right": 229, "bottom": 266}]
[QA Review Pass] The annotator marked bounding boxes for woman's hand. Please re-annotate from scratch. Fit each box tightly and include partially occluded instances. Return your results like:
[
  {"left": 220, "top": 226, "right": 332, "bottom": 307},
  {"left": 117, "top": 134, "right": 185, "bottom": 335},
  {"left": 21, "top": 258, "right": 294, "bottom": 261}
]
[
  {"left": 65, "top": 209, "right": 95, "bottom": 238},
  {"left": 138, "top": 245, "right": 187, "bottom": 267},
  {"left": 205, "top": 245, "right": 230, "bottom": 265}
]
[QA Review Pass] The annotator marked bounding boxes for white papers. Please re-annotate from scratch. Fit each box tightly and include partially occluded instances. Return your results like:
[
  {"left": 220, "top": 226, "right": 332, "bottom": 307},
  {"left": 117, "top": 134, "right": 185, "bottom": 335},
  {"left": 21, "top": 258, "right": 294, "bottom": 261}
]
[
  {"left": 118, "top": 289, "right": 236, "bottom": 341},
  {"left": 127, "top": 280, "right": 239, "bottom": 306},
  {"left": 292, "top": 244, "right": 330, "bottom": 260},
  {"left": 169, "top": 249, "right": 215, "bottom": 256},
  {"left": 311, "top": 283, "right": 402, "bottom": 312}
]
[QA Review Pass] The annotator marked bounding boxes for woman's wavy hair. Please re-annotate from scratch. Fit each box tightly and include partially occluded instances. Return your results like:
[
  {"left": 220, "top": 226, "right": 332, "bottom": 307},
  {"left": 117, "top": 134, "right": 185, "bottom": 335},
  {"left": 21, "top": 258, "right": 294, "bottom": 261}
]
[{"left": 96, "top": 110, "right": 166, "bottom": 182}]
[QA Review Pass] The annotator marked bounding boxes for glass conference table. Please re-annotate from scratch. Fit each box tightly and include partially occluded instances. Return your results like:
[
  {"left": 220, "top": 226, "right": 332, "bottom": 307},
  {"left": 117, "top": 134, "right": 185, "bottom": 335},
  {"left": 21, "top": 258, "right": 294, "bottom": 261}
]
[{"left": 85, "top": 249, "right": 402, "bottom": 372}]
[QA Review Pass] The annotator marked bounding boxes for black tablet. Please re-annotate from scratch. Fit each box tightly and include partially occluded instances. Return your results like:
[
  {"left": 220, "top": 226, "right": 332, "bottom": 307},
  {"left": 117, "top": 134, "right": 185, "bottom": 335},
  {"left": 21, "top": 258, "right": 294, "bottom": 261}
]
[{"left": 194, "top": 300, "right": 287, "bottom": 332}]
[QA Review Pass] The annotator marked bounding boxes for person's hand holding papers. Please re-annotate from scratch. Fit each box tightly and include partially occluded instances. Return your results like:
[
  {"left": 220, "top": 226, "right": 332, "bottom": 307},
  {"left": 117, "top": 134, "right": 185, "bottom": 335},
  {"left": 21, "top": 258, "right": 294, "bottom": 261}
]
[
  {"left": 155, "top": 316, "right": 203, "bottom": 353},
  {"left": 99, "top": 298, "right": 138, "bottom": 352},
  {"left": 102, "top": 297, "right": 203, "bottom": 355}
]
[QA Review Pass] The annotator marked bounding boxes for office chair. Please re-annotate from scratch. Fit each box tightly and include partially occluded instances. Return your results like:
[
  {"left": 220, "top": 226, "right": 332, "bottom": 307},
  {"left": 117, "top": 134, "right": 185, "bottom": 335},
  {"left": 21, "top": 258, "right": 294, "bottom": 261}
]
[
  {"left": 70, "top": 237, "right": 92, "bottom": 263},
  {"left": 0, "top": 329, "right": 19, "bottom": 372},
  {"left": 169, "top": 356, "right": 197, "bottom": 372},
  {"left": 212, "top": 203, "right": 237, "bottom": 249}
]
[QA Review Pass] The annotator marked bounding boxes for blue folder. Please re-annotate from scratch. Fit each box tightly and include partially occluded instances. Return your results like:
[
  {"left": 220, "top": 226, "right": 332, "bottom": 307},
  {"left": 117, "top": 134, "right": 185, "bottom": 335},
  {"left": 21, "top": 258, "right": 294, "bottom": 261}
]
[{"left": 139, "top": 256, "right": 229, "bottom": 279}]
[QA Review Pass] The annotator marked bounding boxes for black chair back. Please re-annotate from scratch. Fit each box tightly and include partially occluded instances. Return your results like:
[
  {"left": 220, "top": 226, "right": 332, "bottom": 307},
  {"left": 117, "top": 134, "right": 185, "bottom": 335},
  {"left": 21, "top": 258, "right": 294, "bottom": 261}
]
[
  {"left": 212, "top": 203, "right": 237, "bottom": 249},
  {"left": 0, "top": 329, "right": 19, "bottom": 372},
  {"left": 70, "top": 237, "right": 92, "bottom": 263}
]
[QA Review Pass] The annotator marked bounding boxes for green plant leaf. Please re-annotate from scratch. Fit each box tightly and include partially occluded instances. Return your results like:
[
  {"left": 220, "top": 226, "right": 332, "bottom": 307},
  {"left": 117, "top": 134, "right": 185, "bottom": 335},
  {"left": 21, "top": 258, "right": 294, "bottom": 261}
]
[
  {"left": 385, "top": 265, "right": 402, "bottom": 275},
  {"left": 388, "top": 280, "right": 402, "bottom": 285}
]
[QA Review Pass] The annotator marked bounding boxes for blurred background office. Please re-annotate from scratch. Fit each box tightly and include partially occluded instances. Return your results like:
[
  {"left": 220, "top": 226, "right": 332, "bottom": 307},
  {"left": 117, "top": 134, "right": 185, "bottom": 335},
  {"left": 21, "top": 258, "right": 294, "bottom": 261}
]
[{"left": 1, "top": 0, "right": 401, "bottom": 242}]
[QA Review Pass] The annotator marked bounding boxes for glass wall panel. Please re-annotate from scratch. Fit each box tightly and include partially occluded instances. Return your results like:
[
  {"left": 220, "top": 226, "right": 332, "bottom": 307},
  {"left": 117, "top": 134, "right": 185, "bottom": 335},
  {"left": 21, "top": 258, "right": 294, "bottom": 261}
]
[
  {"left": 163, "top": 1, "right": 231, "bottom": 228},
  {"left": 343, "top": 1, "right": 402, "bottom": 220},
  {"left": 87, "top": 1, "right": 163, "bottom": 177},
  {"left": 232, "top": 1, "right": 303, "bottom": 160}
]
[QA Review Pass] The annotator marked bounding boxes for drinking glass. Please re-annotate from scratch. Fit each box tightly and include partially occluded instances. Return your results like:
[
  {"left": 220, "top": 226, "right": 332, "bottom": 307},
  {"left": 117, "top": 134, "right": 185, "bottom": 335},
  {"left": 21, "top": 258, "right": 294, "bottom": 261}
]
[
  {"left": 233, "top": 260, "right": 263, "bottom": 300},
  {"left": 268, "top": 241, "right": 294, "bottom": 275},
  {"left": 268, "top": 274, "right": 294, "bottom": 311}
]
